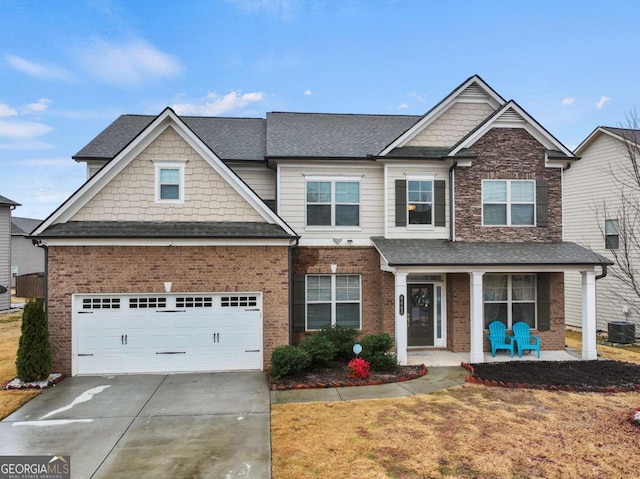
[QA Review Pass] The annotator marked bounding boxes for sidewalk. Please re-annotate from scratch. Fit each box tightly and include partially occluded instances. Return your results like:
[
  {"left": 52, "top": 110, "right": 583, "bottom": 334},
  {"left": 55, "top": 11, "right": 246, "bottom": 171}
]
[{"left": 270, "top": 366, "right": 468, "bottom": 404}]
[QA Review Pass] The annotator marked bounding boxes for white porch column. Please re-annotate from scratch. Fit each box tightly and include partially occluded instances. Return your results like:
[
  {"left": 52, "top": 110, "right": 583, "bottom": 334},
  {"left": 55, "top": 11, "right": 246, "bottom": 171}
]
[
  {"left": 394, "top": 272, "right": 408, "bottom": 365},
  {"left": 469, "top": 271, "right": 485, "bottom": 363},
  {"left": 581, "top": 270, "right": 598, "bottom": 360}
]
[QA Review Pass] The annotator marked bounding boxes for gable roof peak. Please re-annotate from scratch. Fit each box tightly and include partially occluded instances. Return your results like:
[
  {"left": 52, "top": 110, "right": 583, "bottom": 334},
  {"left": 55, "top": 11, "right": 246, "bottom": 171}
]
[{"left": 378, "top": 75, "right": 506, "bottom": 156}]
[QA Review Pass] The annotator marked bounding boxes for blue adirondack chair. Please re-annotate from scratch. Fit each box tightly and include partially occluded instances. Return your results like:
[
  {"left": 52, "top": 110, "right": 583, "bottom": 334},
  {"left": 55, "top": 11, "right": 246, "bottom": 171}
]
[
  {"left": 487, "top": 321, "right": 514, "bottom": 357},
  {"left": 512, "top": 322, "right": 541, "bottom": 358}
]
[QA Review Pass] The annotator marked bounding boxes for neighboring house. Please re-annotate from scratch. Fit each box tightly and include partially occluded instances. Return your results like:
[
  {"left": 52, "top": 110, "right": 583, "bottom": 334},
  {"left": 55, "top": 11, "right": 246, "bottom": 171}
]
[
  {"left": 11, "top": 217, "right": 44, "bottom": 287},
  {"left": 31, "top": 75, "right": 609, "bottom": 376},
  {"left": 0, "top": 195, "right": 20, "bottom": 312},
  {"left": 564, "top": 127, "right": 640, "bottom": 335}
]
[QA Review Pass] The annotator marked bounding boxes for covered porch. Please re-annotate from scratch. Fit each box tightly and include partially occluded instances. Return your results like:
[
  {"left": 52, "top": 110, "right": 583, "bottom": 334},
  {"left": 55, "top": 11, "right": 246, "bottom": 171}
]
[{"left": 372, "top": 238, "right": 612, "bottom": 365}]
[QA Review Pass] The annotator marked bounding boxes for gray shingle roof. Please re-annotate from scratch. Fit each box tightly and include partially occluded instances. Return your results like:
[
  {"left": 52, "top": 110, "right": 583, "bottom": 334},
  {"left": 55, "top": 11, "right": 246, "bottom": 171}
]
[
  {"left": 602, "top": 127, "right": 640, "bottom": 145},
  {"left": 0, "top": 195, "right": 20, "bottom": 207},
  {"left": 37, "top": 221, "right": 295, "bottom": 239},
  {"left": 266, "top": 112, "right": 420, "bottom": 157},
  {"left": 385, "top": 146, "right": 450, "bottom": 159},
  {"left": 73, "top": 115, "right": 266, "bottom": 161},
  {"left": 371, "top": 238, "right": 611, "bottom": 267},
  {"left": 12, "top": 217, "right": 42, "bottom": 235}
]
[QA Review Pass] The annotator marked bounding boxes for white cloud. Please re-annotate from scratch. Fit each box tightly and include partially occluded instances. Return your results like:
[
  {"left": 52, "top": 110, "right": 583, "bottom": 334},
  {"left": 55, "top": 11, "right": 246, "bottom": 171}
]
[
  {"left": 596, "top": 95, "right": 611, "bottom": 109},
  {"left": 5, "top": 54, "right": 73, "bottom": 81},
  {"left": 172, "top": 91, "right": 265, "bottom": 116},
  {"left": 409, "top": 92, "right": 427, "bottom": 103},
  {"left": 0, "top": 103, "right": 17, "bottom": 117},
  {"left": 304, "top": 89, "right": 312, "bottom": 96},
  {"left": 560, "top": 97, "right": 575, "bottom": 106},
  {"left": 76, "top": 38, "right": 182, "bottom": 86},
  {"left": 0, "top": 119, "right": 52, "bottom": 138},
  {"left": 23, "top": 98, "right": 52, "bottom": 114},
  {"left": 397, "top": 103, "right": 409, "bottom": 109},
  {"left": 0, "top": 139, "right": 53, "bottom": 150}
]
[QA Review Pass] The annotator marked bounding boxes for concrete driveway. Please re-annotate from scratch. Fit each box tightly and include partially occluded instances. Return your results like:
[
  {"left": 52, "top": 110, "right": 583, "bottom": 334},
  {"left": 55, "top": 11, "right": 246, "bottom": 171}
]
[{"left": 0, "top": 372, "right": 270, "bottom": 478}]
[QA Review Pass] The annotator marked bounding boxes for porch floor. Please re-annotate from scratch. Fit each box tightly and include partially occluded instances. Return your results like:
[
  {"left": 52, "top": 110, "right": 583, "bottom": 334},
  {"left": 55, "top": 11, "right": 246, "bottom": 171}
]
[{"left": 407, "top": 347, "right": 581, "bottom": 367}]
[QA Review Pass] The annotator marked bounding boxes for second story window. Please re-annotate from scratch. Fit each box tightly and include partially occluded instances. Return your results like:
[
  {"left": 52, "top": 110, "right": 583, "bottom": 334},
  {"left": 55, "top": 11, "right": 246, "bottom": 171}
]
[
  {"left": 605, "top": 219, "right": 619, "bottom": 249},
  {"left": 407, "top": 180, "right": 433, "bottom": 225},
  {"left": 482, "top": 179, "right": 535, "bottom": 226},
  {"left": 306, "top": 178, "right": 360, "bottom": 227},
  {"left": 154, "top": 160, "right": 186, "bottom": 204}
]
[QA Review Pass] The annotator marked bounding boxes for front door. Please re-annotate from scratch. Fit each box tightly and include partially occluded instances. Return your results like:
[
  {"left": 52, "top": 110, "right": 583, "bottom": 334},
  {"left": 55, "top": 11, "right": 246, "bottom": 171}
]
[{"left": 407, "top": 284, "right": 434, "bottom": 346}]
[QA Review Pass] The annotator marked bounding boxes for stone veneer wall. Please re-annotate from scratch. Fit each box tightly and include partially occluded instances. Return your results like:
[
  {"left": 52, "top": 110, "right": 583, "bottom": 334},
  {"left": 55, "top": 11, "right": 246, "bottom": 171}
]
[
  {"left": 454, "top": 128, "right": 563, "bottom": 242},
  {"left": 47, "top": 245, "right": 290, "bottom": 375}
]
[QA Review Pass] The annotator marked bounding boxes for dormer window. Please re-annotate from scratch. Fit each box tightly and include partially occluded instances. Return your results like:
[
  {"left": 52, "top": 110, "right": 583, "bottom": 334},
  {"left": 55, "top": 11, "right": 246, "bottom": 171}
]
[{"left": 154, "top": 160, "right": 186, "bottom": 204}]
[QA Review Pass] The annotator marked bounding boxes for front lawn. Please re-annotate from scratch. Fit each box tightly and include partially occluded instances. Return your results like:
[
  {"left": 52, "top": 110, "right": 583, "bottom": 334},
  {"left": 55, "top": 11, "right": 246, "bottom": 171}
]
[
  {"left": 271, "top": 330, "right": 640, "bottom": 478},
  {"left": 0, "top": 310, "right": 40, "bottom": 419}
]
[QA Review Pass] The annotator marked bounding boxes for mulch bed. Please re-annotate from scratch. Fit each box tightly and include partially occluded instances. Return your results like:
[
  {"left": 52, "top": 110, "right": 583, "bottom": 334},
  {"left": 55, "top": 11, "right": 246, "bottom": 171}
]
[
  {"left": 464, "top": 360, "right": 640, "bottom": 392},
  {"left": 269, "top": 364, "right": 426, "bottom": 390}
]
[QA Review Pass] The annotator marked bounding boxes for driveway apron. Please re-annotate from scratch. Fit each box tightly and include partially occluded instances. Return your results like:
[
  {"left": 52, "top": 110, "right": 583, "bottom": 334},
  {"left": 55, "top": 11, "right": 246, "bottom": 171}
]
[{"left": 0, "top": 372, "right": 271, "bottom": 479}]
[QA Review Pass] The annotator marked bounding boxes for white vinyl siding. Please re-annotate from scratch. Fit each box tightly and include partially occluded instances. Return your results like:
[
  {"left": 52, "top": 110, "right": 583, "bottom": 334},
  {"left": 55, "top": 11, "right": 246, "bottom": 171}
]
[
  {"left": 564, "top": 133, "right": 634, "bottom": 330},
  {"left": 229, "top": 165, "right": 276, "bottom": 203},
  {"left": 10, "top": 236, "right": 44, "bottom": 287},
  {"left": 0, "top": 207, "right": 10, "bottom": 312},
  {"left": 386, "top": 164, "right": 449, "bottom": 239},
  {"left": 277, "top": 163, "right": 383, "bottom": 241}
]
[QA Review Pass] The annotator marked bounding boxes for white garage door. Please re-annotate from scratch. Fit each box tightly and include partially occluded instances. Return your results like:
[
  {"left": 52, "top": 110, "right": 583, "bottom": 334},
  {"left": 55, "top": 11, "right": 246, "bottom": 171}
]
[{"left": 73, "top": 293, "right": 263, "bottom": 375}]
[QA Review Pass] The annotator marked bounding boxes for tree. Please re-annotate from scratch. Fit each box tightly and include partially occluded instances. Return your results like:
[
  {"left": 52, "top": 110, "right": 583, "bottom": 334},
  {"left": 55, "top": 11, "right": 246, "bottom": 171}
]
[{"left": 15, "top": 298, "right": 52, "bottom": 381}]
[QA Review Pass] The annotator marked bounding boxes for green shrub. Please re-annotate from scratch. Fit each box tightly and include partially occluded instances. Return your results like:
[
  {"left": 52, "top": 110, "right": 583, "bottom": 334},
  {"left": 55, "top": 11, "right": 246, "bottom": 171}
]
[
  {"left": 361, "top": 352, "right": 398, "bottom": 372},
  {"left": 360, "top": 333, "right": 393, "bottom": 354},
  {"left": 15, "top": 298, "right": 52, "bottom": 382},
  {"left": 298, "top": 334, "right": 337, "bottom": 369},
  {"left": 270, "top": 345, "right": 311, "bottom": 379},
  {"left": 315, "top": 325, "right": 359, "bottom": 361},
  {"left": 359, "top": 333, "right": 397, "bottom": 372}
]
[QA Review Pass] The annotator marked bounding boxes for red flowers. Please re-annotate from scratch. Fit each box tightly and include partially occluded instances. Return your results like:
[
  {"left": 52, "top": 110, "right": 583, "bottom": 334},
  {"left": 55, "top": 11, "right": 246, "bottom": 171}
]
[{"left": 347, "top": 358, "right": 371, "bottom": 379}]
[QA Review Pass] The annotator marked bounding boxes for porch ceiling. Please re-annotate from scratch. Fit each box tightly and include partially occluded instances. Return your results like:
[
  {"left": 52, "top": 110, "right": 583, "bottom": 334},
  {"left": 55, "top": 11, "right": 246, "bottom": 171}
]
[{"left": 371, "top": 238, "right": 612, "bottom": 268}]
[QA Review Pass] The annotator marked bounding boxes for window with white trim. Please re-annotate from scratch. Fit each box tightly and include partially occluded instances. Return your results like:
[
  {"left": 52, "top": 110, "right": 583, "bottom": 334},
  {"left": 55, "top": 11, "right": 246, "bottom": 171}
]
[
  {"left": 483, "top": 274, "right": 536, "bottom": 329},
  {"left": 306, "top": 178, "right": 360, "bottom": 227},
  {"left": 605, "top": 219, "right": 619, "bottom": 250},
  {"left": 407, "top": 179, "right": 433, "bottom": 226},
  {"left": 306, "top": 275, "right": 361, "bottom": 329},
  {"left": 482, "top": 179, "right": 535, "bottom": 226},
  {"left": 154, "top": 160, "right": 186, "bottom": 203}
]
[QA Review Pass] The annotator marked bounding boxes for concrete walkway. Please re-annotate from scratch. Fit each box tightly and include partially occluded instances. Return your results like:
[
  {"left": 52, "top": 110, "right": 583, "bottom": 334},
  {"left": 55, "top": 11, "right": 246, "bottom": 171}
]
[
  {"left": 271, "top": 366, "right": 469, "bottom": 404},
  {"left": 1, "top": 372, "right": 270, "bottom": 479}
]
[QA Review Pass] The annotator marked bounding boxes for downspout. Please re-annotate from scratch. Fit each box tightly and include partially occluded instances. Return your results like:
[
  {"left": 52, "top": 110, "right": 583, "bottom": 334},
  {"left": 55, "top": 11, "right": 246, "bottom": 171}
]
[
  {"left": 596, "top": 263, "right": 607, "bottom": 280},
  {"left": 32, "top": 239, "right": 48, "bottom": 310},
  {"left": 448, "top": 159, "right": 458, "bottom": 242}
]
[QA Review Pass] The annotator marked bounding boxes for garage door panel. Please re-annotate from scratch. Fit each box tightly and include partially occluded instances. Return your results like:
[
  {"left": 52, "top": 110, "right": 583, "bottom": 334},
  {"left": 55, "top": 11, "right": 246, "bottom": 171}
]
[{"left": 74, "top": 293, "right": 262, "bottom": 374}]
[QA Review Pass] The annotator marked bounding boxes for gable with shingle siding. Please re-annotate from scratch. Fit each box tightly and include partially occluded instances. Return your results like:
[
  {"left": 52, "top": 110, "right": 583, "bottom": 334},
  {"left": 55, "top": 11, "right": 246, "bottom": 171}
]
[
  {"left": 71, "top": 126, "right": 265, "bottom": 223},
  {"left": 406, "top": 102, "right": 496, "bottom": 148}
]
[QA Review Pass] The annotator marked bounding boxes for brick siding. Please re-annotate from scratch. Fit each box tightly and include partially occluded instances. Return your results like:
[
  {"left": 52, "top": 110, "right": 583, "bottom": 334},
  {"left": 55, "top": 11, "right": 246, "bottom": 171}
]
[
  {"left": 291, "top": 247, "right": 394, "bottom": 342},
  {"left": 455, "top": 128, "right": 563, "bottom": 242},
  {"left": 47, "top": 245, "right": 290, "bottom": 375}
]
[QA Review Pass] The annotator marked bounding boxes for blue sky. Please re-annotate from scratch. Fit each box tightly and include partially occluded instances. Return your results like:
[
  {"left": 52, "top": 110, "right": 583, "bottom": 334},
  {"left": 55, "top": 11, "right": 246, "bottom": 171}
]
[{"left": 1, "top": 0, "right": 639, "bottom": 219}]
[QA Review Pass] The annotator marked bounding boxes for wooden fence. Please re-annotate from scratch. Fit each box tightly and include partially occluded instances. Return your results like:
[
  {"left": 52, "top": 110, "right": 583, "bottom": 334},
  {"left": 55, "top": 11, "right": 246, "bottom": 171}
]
[{"left": 16, "top": 272, "right": 45, "bottom": 299}]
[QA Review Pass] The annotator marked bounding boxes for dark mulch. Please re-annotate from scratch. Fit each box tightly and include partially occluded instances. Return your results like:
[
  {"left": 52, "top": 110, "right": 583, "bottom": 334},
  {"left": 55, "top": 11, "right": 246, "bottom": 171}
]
[
  {"left": 269, "top": 363, "right": 426, "bottom": 390},
  {"left": 468, "top": 360, "right": 640, "bottom": 392}
]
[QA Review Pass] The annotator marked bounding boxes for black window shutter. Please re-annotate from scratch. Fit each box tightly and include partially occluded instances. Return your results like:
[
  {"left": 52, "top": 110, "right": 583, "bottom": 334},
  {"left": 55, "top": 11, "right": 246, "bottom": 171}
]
[
  {"left": 537, "top": 273, "right": 551, "bottom": 331},
  {"left": 395, "top": 180, "right": 407, "bottom": 226},
  {"left": 292, "top": 274, "right": 306, "bottom": 332},
  {"left": 536, "top": 179, "right": 549, "bottom": 227},
  {"left": 434, "top": 180, "right": 446, "bottom": 227}
]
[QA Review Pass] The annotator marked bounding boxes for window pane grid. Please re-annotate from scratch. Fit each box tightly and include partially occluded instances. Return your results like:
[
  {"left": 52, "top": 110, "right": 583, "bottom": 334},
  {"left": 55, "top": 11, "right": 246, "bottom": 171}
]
[
  {"left": 483, "top": 180, "right": 535, "bottom": 226},
  {"left": 483, "top": 274, "right": 536, "bottom": 329},
  {"left": 306, "top": 180, "right": 360, "bottom": 227},
  {"left": 306, "top": 275, "right": 361, "bottom": 330}
]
